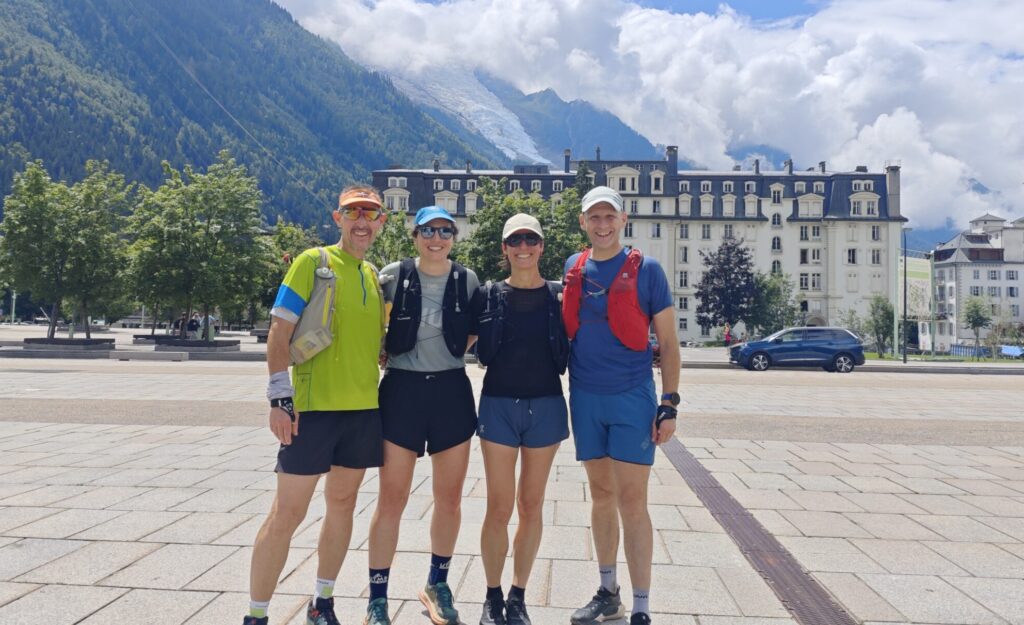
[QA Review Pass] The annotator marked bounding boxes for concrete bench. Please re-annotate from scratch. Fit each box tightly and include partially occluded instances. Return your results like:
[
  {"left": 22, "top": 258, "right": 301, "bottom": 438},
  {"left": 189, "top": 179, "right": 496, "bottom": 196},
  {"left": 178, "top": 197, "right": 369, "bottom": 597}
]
[{"left": 109, "top": 350, "right": 189, "bottom": 362}]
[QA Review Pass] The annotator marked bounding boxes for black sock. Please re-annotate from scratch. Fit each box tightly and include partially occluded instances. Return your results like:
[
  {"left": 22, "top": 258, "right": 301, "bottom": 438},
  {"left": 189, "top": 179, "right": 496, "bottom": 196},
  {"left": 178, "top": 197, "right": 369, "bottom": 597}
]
[
  {"left": 369, "top": 567, "right": 390, "bottom": 601},
  {"left": 508, "top": 585, "right": 525, "bottom": 602},
  {"left": 428, "top": 553, "right": 451, "bottom": 585},
  {"left": 486, "top": 586, "right": 504, "bottom": 602}
]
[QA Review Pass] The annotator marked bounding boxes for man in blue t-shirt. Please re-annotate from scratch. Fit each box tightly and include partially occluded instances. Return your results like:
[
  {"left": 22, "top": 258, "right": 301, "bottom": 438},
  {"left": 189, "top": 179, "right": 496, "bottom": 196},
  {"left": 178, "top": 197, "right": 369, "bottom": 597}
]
[{"left": 562, "top": 186, "right": 681, "bottom": 625}]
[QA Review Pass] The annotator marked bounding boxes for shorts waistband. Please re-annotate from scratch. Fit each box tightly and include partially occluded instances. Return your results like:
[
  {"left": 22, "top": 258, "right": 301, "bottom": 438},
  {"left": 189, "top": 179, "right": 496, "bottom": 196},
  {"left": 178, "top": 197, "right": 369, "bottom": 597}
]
[{"left": 385, "top": 367, "right": 467, "bottom": 381}]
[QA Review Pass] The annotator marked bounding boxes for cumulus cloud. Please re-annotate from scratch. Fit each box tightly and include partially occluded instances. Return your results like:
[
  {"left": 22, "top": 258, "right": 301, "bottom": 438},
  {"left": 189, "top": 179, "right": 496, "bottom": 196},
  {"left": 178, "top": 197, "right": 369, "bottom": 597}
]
[{"left": 276, "top": 0, "right": 1024, "bottom": 229}]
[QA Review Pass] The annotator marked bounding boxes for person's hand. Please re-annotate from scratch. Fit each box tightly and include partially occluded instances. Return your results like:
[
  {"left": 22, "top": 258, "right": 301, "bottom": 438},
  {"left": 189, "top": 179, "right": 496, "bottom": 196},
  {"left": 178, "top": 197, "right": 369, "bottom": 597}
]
[
  {"left": 269, "top": 406, "right": 300, "bottom": 445},
  {"left": 651, "top": 406, "right": 677, "bottom": 445}
]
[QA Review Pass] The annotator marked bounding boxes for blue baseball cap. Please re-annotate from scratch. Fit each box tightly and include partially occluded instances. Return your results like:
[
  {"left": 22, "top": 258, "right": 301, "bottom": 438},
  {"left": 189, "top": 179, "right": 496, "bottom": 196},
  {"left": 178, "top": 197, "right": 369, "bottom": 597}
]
[{"left": 414, "top": 205, "right": 456, "bottom": 226}]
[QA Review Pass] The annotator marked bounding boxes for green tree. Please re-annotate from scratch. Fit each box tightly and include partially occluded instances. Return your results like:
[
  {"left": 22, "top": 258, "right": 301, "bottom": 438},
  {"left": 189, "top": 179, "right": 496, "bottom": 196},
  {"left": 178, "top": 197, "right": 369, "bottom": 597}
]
[
  {"left": 866, "top": 295, "right": 895, "bottom": 357},
  {"left": 837, "top": 307, "right": 866, "bottom": 340},
  {"left": 746, "top": 272, "right": 800, "bottom": 337},
  {"left": 0, "top": 161, "right": 76, "bottom": 338},
  {"left": 962, "top": 297, "right": 992, "bottom": 359},
  {"left": 695, "top": 237, "right": 756, "bottom": 330},
  {"left": 365, "top": 209, "right": 415, "bottom": 270},
  {"left": 574, "top": 162, "right": 594, "bottom": 195}
]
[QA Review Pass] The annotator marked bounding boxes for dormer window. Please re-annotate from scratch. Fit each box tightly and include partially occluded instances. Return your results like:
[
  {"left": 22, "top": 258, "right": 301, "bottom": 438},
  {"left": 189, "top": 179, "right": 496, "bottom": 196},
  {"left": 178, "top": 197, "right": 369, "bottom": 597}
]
[
  {"left": 864, "top": 181, "right": 874, "bottom": 191},
  {"left": 552, "top": 180, "right": 563, "bottom": 192},
  {"left": 814, "top": 181, "right": 824, "bottom": 193},
  {"left": 723, "top": 181, "right": 734, "bottom": 193},
  {"left": 680, "top": 181, "right": 690, "bottom": 192},
  {"left": 853, "top": 181, "right": 863, "bottom": 191},
  {"left": 433, "top": 179, "right": 443, "bottom": 191},
  {"left": 745, "top": 181, "right": 755, "bottom": 193},
  {"left": 509, "top": 180, "right": 521, "bottom": 192},
  {"left": 771, "top": 189, "right": 782, "bottom": 204},
  {"left": 450, "top": 179, "right": 460, "bottom": 191},
  {"left": 701, "top": 181, "right": 711, "bottom": 193},
  {"left": 467, "top": 180, "right": 477, "bottom": 192},
  {"left": 795, "top": 182, "right": 805, "bottom": 194},
  {"left": 531, "top": 180, "right": 542, "bottom": 192}
]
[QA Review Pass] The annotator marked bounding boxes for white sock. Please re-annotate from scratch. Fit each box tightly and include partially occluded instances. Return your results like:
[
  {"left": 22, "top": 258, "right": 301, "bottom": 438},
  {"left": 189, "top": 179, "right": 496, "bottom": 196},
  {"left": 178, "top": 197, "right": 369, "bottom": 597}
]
[
  {"left": 599, "top": 564, "right": 617, "bottom": 593},
  {"left": 633, "top": 589, "right": 650, "bottom": 616},
  {"left": 315, "top": 577, "right": 335, "bottom": 599},
  {"left": 249, "top": 599, "right": 270, "bottom": 618}
]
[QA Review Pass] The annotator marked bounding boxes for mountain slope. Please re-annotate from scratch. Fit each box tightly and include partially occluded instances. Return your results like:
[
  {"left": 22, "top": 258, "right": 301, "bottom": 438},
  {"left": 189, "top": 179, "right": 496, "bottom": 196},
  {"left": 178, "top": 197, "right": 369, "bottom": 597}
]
[{"left": 0, "top": 0, "right": 501, "bottom": 224}]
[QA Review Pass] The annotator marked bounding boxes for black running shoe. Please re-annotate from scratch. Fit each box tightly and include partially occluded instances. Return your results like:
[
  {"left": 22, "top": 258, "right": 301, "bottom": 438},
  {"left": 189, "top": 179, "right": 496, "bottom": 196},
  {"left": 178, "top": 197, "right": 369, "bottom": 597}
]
[
  {"left": 307, "top": 596, "right": 341, "bottom": 625},
  {"left": 570, "top": 587, "right": 624, "bottom": 624},
  {"left": 505, "top": 595, "right": 532, "bottom": 625},
  {"left": 480, "top": 597, "right": 507, "bottom": 625},
  {"left": 243, "top": 617, "right": 268, "bottom": 625},
  {"left": 629, "top": 612, "right": 651, "bottom": 625}
]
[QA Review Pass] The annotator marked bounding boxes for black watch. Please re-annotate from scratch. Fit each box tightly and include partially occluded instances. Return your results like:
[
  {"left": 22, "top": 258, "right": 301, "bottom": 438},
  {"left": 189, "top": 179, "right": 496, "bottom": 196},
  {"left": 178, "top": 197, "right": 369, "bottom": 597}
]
[
  {"left": 661, "top": 392, "right": 680, "bottom": 407},
  {"left": 270, "top": 397, "right": 296, "bottom": 421}
]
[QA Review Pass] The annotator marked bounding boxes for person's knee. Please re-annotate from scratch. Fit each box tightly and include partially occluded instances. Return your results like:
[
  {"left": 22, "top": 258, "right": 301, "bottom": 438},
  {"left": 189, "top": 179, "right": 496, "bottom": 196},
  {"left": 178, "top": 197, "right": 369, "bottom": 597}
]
[
  {"left": 589, "top": 479, "right": 617, "bottom": 506},
  {"left": 433, "top": 486, "right": 462, "bottom": 516},
  {"left": 616, "top": 487, "right": 648, "bottom": 520},
  {"left": 485, "top": 496, "right": 515, "bottom": 525},
  {"left": 375, "top": 482, "right": 411, "bottom": 519},
  {"left": 323, "top": 486, "right": 359, "bottom": 517},
  {"left": 516, "top": 490, "right": 545, "bottom": 523},
  {"left": 265, "top": 501, "right": 308, "bottom": 537}
]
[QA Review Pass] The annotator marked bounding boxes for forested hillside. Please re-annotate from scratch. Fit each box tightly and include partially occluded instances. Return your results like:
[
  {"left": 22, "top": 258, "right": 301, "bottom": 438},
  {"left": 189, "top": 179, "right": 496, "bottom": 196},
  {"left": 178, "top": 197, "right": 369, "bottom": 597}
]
[{"left": 0, "top": 0, "right": 501, "bottom": 225}]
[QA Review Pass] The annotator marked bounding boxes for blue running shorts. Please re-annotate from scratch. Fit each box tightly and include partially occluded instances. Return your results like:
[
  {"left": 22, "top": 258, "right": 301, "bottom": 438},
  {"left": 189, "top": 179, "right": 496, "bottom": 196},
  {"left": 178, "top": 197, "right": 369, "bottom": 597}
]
[
  {"left": 569, "top": 379, "right": 657, "bottom": 465},
  {"left": 477, "top": 394, "right": 569, "bottom": 449}
]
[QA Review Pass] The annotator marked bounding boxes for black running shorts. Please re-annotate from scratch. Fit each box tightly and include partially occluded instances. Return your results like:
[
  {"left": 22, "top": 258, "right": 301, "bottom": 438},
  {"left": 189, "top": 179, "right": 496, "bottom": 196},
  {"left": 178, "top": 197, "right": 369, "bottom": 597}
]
[
  {"left": 275, "top": 409, "right": 384, "bottom": 475},
  {"left": 379, "top": 368, "right": 478, "bottom": 457}
]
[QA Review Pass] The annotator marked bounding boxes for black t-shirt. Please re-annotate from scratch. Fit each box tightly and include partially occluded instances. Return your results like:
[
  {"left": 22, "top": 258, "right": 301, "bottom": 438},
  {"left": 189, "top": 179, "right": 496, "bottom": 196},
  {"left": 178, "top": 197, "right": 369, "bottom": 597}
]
[{"left": 482, "top": 283, "right": 562, "bottom": 398}]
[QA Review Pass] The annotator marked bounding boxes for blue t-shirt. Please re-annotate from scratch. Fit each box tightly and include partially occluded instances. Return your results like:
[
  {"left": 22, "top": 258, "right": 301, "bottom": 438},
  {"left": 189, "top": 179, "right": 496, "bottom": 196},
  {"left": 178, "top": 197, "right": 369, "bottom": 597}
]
[{"left": 563, "top": 248, "right": 672, "bottom": 394}]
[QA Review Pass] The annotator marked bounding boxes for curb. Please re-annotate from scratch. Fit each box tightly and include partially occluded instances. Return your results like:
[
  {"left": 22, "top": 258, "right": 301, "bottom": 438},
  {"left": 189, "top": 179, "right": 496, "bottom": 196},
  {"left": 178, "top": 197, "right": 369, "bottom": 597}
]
[{"left": 690, "top": 361, "right": 1024, "bottom": 375}]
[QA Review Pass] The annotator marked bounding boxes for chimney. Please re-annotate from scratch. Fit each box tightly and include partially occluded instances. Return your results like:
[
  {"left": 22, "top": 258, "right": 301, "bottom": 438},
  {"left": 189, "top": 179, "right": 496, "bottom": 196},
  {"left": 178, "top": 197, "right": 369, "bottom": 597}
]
[
  {"left": 666, "top": 145, "right": 678, "bottom": 174},
  {"left": 886, "top": 163, "right": 901, "bottom": 217},
  {"left": 818, "top": 160, "right": 826, "bottom": 173},
  {"left": 753, "top": 159, "right": 760, "bottom": 175},
  {"left": 784, "top": 159, "right": 793, "bottom": 174},
  {"left": 564, "top": 149, "right": 571, "bottom": 173},
  {"left": 596, "top": 146, "right": 601, "bottom": 161},
  {"left": 465, "top": 160, "right": 472, "bottom": 174},
  {"left": 732, "top": 164, "right": 741, "bottom": 171},
  {"left": 433, "top": 158, "right": 440, "bottom": 172}
]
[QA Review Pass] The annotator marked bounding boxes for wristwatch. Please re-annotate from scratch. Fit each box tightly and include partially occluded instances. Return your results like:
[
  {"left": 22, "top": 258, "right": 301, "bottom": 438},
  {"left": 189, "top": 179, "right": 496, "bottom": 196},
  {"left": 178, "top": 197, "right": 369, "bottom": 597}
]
[
  {"left": 660, "top": 392, "right": 680, "bottom": 406},
  {"left": 270, "top": 397, "right": 296, "bottom": 421}
]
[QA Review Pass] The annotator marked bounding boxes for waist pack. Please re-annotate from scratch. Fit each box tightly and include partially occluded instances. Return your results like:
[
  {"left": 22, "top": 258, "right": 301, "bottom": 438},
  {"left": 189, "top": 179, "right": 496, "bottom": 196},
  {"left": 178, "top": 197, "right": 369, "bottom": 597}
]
[{"left": 289, "top": 248, "right": 336, "bottom": 364}]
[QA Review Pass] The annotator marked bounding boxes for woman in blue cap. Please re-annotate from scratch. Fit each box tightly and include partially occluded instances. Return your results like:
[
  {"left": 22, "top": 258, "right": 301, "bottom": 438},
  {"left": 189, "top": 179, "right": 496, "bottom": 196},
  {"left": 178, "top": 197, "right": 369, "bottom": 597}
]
[{"left": 364, "top": 205, "right": 480, "bottom": 625}]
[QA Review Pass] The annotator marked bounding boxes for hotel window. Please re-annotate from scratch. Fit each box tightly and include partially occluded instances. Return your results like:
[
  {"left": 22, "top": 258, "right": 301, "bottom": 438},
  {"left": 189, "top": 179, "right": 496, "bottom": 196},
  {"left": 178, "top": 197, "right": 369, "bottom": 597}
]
[
  {"left": 467, "top": 180, "right": 477, "bottom": 192},
  {"left": 867, "top": 200, "right": 877, "bottom": 215},
  {"left": 989, "top": 286, "right": 1001, "bottom": 298},
  {"left": 812, "top": 226, "right": 821, "bottom": 239},
  {"left": 871, "top": 249, "right": 882, "bottom": 265},
  {"left": 531, "top": 180, "right": 541, "bottom": 192},
  {"left": 702, "top": 224, "right": 712, "bottom": 240},
  {"left": 388, "top": 177, "right": 398, "bottom": 188},
  {"left": 618, "top": 178, "right": 627, "bottom": 191},
  {"left": 700, "top": 325, "right": 711, "bottom": 337},
  {"left": 653, "top": 200, "right": 662, "bottom": 214},
  {"left": 812, "top": 273, "right": 821, "bottom": 290},
  {"left": 398, "top": 177, "right": 407, "bottom": 188},
  {"left": 771, "top": 236, "right": 782, "bottom": 252},
  {"left": 812, "top": 249, "right": 821, "bottom": 263},
  {"left": 772, "top": 189, "right": 782, "bottom": 204},
  {"left": 399, "top": 196, "right": 408, "bottom": 210},
  {"left": 624, "top": 222, "right": 633, "bottom": 238},
  {"left": 971, "top": 286, "right": 982, "bottom": 297},
  {"left": 386, "top": 196, "right": 395, "bottom": 210},
  {"left": 745, "top": 181, "right": 756, "bottom": 193},
  {"left": 552, "top": 180, "right": 563, "bottom": 192},
  {"left": 871, "top": 225, "right": 881, "bottom": 241},
  {"left": 800, "top": 226, "right": 809, "bottom": 241},
  {"left": 509, "top": 180, "right": 521, "bottom": 191},
  {"left": 973, "top": 270, "right": 980, "bottom": 279},
  {"left": 723, "top": 224, "right": 734, "bottom": 239},
  {"left": 678, "top": 296, "right": 689, "bottom": 310},
  {"left": 450, "top": 179, "right": 460, "bottom": 191},
  {"left": 630, "top": 200, "right": 639, "bottom": 214},
  {"left": 847, "top": 249, "right": 858, "bottom": 264},
  {"left": 679, "top": 224, "right": 689, "bottom": 239},
  {"left": 679, "top": 271, "right": 689, "bottom": 287},
  {"left": 771, "top": 260, "right": 782, "bottom": 275},
  {"left": 799, "top": 273, "right": 809, "bottom": 290},
  {"left": 433, "top": 179, "right": 444, "bottom": 191},
  {"left": 723, "top": 197, "right": 735, "bottom": 216},
  {"left": 701, "top": 181, "right": 711, "bottom": 193},
  {"left": 1008, "top": 287, "right": 1019, "bottom": 297},
  {"left": 679, "top": 181, "right": 690, "bottom": 192},
  {"left": 679, "top": 247, "right": 689, "bottom": 263},
  {"left": 795, "top": 182, "right": 805, "bottom": 193},
  {"left": 1013, "top": 304, "right": 1021, "bottom": 317},
  {"left": 679, "top": 317, "right": 688, "bottom": 330},
  {"left": 723, "top": 181, "right": 734, "bottom": 193},
  {"left": 1007, "top": 270, "right": 1018, "bottom": 280},
  {"left": 651, "top": 223, "right": 661, "bottom": 238},
  {"left": 989, "top": 270, "right": 1000, "bottom": 280},
  {"left": 771, "top": 213, "right": 782, "bottom": 227},
  {"left": 851, "top": 200, "right": 862, "bottom": 215},
  {"left": 653, "top": 177, "right": 662, "bottom": 192},
  {"left": 853, "top": 181, "right": 862, "bottom": 191},
  {"left": 800, "top": 249, "right": 809, "bottom": 265},
  {"left": 865, "top": 181, "right": 874, "bottom": 191},
  {"left": 814, "top": 181, "right": 825, "bottom": 193}
]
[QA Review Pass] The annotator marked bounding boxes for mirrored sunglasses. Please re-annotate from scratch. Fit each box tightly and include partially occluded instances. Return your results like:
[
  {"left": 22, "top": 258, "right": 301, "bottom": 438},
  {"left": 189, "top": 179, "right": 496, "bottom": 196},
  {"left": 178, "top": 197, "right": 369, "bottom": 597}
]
[
  {"left": 504, "top": 232, "right": 542, "bottom": 247},
  {"left": 341, "top": 206, "right": 382, "bottom": 221},
  {"left": 417, "top": 225, "right": 455, "bottom": 240}
]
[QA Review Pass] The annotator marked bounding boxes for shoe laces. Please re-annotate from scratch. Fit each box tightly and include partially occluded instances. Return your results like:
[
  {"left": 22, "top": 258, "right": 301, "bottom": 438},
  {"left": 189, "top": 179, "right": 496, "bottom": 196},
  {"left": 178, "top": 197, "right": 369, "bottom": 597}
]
[
  {"left": 434, "top": 582, "right": 455, "bottom": 610},
  {"left": 314, "top": 597, "right": 340, "bottom": 625},
  {"left": 488, "top": 598, "right": 505, "bottom": 620},
  {"left": 506, "top": 597, "right": 527, "bottom": 618},
  {"left": 368, "top": 599, "right": 389, "bottom": 623}
]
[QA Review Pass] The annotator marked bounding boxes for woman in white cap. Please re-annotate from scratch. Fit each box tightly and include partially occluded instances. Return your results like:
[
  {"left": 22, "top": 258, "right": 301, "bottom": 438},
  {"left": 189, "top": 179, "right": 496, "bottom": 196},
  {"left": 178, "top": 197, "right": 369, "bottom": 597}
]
[
  {"left": 365, "top": 205, "right": 480, "bottom": 625},
  {"left": 472, "top": 213, "right": 570, "bottom": 625}
]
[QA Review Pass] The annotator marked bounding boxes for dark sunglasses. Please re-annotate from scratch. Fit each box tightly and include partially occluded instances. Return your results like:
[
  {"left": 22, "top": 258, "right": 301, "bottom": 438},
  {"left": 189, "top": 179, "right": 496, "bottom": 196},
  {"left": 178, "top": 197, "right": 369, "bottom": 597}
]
[
  {"left": 417, "top": 225, "right": 455, "bottom": 240},
  {"left": 504, "top": 233, "right": 542, "bottom": 247},
  {"left": 341, "top": 206, "right": 382, "bottom": 221}
]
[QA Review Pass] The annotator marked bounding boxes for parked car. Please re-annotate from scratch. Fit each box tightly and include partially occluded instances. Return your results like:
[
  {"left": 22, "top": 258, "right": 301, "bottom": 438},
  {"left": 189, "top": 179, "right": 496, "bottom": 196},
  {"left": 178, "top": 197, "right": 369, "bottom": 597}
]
[{"left": 730, "top": 327, "right": 865, "bottom": 372}]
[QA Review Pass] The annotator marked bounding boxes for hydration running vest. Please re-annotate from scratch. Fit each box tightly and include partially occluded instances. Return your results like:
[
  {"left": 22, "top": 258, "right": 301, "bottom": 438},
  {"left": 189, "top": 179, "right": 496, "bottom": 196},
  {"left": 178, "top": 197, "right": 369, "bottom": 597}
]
[
  {"left": 475, "top": 280, "right": 569, "bottom": 373},
  {"left": 385, "top": 258, "right": 472, "bottom": 359},
  {"left": 562, "top": 248, "right": 650, "bottom": 352}
]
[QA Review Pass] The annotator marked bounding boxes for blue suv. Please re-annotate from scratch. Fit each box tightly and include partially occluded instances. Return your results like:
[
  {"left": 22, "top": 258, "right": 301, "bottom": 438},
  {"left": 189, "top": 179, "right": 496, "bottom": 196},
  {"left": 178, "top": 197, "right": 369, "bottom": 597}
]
[{"left": 730, "top": 327, "right": 865, "bottom": 373}]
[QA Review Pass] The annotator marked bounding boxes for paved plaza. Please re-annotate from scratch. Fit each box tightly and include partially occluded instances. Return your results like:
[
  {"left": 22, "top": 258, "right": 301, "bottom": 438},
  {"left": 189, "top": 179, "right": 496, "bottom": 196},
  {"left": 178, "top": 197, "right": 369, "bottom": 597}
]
[{"left": 0, "top": 355, "right": 1023, "bottom": 625}]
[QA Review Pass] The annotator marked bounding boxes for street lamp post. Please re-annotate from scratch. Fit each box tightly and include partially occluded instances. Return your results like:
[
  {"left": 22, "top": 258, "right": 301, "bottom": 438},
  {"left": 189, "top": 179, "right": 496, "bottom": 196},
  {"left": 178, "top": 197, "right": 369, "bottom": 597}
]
[{"left": 902, "top": 227, "right": 913, "bottom": 364}]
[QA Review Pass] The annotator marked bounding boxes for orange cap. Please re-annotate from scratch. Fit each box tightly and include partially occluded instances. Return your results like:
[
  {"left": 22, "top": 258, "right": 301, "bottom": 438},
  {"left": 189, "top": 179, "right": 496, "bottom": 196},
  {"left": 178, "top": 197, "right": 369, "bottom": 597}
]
[{"left": 338, "top": 188, "right": 382, "bottom": 209}]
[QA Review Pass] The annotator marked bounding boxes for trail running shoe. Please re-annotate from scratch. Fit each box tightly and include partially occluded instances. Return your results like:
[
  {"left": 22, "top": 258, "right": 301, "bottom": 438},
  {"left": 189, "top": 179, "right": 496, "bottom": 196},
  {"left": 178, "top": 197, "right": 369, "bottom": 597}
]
[
  {"left": 364, "top": 597, "right": 391, "bottom": 625},
  {"left": 419, "top": 582, "right": 460, "bottom": 625},
  {"left": 630, "top": 612, "right": 651, "bottom": 625},
  {"left": 242, "top": 617, "right": 268, "bottom": 625},
  {"left": 570, "top": 586, "right": 624, "bottom": 624},
  {"left": 479, "top": 597, "right": 506, "bottom": 625},
  {"left": 505, "top": 595, "right": 532, "bottom": 625},
  {"left": 306, "top": 596, "right": 341, "bottom": 625}
]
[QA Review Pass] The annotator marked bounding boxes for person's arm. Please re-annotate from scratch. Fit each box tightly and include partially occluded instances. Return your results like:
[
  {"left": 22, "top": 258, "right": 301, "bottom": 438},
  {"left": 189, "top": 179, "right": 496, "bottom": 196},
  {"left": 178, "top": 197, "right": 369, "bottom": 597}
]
[
  {"left": 266, "top": 316, "right": 299, "bottom": 444},
  {"left": 651, "top": 305, "right": 680, "bottom": 445}
]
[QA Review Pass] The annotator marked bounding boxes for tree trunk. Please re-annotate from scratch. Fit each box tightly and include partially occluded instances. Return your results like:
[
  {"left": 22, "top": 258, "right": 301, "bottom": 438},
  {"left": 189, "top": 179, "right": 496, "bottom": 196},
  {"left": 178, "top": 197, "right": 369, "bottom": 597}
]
[
  {"left": 203, "top": 303, "right": 212, "bottom": 343},
  {"left": 151, "top": 305, "right": 159, "bottom": 336},
  {"left": 83, "top": 301, "right": 92, "bottom": 340},
  {"left": 47, "top": 302, "right": 59, "bottom": 339}
]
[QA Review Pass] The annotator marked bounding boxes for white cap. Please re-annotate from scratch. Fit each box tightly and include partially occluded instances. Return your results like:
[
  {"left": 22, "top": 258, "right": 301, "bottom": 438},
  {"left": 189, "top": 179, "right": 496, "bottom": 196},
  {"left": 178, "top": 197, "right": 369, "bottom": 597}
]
[
  {"left": 502, "top": 213, "right": 544, "bottom": 240},
  {"left": 581, "top": 186, "right": 624, "bottom": 213}
]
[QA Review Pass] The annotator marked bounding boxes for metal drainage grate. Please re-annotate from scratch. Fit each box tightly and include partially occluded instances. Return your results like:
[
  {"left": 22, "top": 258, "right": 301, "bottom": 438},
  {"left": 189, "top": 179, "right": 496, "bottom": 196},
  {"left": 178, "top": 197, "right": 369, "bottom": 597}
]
[{"left": 661, "top": 438, "right": 859, "bottom": 625}]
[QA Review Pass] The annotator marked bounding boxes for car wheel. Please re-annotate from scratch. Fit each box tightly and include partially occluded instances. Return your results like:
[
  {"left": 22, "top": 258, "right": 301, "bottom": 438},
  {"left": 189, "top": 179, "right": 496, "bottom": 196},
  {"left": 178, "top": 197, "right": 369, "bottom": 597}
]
[
  {"left": 832, "top": 353, "right": 855, "bottom": 373},
  {"left": 750, "top": 352, "right": 771, "bottom": 371}
]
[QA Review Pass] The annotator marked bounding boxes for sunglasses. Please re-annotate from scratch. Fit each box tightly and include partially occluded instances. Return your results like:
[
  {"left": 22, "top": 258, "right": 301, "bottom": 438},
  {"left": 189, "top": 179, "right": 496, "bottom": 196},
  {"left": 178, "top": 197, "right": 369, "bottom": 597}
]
[
  {"left": 417, "top": 225, "right": 455, "bottom": 240},
  {"left": 340, "top": 206, "right": 382, "bottom": 221},
  {"left": 504, "top": 233, "right": 542, "bottom": 247}
]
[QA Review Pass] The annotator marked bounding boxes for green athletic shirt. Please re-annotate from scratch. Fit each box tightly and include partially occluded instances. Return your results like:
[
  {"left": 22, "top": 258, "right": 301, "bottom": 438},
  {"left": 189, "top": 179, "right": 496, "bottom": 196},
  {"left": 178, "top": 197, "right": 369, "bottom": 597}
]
[{"left": 271, "top": 245, "right": 384, "bottom": 412}]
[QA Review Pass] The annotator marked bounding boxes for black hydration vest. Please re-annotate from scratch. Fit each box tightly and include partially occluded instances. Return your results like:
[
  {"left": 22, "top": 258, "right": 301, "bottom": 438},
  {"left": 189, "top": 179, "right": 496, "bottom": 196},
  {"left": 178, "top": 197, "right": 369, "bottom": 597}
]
[
  {"left": 385, "top": 258, "right": 472, "bottom": 359},
  {"left": 475, "top": 280, "right": 569, "bottom": 373}
]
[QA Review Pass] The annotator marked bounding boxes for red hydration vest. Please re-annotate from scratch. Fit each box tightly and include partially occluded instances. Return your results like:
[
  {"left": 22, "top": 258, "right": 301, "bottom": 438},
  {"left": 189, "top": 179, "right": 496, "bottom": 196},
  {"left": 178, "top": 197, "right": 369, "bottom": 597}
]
[{"left": 562, "top": 248, "right": 650, "bottom": 351}]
